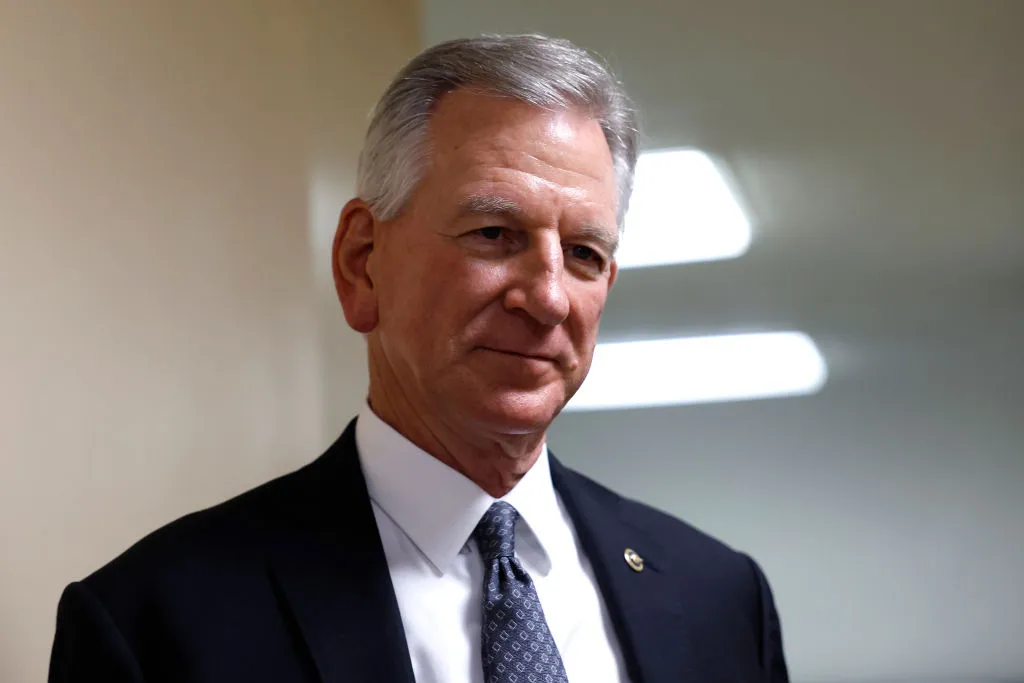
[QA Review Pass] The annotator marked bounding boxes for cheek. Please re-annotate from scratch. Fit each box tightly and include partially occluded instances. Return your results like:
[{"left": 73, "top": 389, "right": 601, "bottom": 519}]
[
  {"left": 448, "top": 263, "right": 513, "bottom": 332},
  {"left": 386, "top": 254, "right": 502, "bottom": 345},
  {"left": 571, "top": 288, "right": 609, "bottom": 339},
  {"left": 564, "top": 291, "right": 609, "bottom": 374}
]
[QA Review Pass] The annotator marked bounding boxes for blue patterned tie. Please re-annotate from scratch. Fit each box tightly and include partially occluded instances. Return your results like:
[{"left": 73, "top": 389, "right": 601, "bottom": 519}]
[{"left": 473, "top": 501, "right": 569, "bottom": 683}]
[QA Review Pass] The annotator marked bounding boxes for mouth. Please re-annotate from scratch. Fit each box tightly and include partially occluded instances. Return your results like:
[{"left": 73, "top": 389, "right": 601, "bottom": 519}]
[{"left": 479, "top": 347, "right": 559, "bottom": 365}]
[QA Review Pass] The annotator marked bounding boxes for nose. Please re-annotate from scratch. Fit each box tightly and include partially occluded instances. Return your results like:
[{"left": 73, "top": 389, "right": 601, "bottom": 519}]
[{"left": 503, "top": 235, "right": 570, "bottom": 327}]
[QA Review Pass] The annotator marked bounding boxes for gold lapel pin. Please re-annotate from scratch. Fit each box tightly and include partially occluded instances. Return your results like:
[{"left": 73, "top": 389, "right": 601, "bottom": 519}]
[{"left": 623, "top": 548, "right": 644, "bottom": 572}]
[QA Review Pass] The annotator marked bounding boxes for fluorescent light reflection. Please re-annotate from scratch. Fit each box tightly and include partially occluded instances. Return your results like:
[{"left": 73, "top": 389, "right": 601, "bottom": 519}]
[
  {"left": 565, "top": 332, "right": 827, "bottom": 412},
  {"left": 617, "top": 149, "right": 751, "bottom": 269}
]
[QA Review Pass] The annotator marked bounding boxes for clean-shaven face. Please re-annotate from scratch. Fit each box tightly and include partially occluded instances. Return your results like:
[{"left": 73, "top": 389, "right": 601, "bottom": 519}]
[{"left": 368, "top": 89, "right": 619, "bottom": 436}]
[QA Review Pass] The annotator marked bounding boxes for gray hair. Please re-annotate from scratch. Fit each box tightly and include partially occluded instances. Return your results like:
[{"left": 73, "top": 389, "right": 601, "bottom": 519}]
[{"left": 356, "top": 34, "right": 639, "bottom": 231}]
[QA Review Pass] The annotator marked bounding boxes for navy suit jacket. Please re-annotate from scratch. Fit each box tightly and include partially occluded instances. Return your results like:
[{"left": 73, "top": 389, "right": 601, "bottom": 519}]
[{"left": 50, "top": 419, "right": 789, "bottom": 682}]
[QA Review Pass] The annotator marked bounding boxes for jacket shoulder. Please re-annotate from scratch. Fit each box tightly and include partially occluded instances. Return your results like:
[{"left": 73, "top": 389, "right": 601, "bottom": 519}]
[
  {"left": 81, "top": 424, "right": 363, "bottom": 604},
  {"left": 82, "top": 460, "right": 310, "bottom": 599}
]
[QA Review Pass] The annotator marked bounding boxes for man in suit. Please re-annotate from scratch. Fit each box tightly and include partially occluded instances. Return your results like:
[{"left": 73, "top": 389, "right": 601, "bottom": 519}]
[{"left": 50, "top": 34, "right": 788, "bottom": 682}]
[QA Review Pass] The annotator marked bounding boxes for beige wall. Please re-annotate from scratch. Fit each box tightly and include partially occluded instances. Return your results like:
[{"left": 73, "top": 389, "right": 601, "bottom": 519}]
[{"left": 0, "top": 1, "right": 418, "bottom": 680}]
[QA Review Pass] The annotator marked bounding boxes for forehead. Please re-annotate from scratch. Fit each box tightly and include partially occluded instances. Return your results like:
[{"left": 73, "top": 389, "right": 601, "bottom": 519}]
[{"left": 422, "top": 90, "right": 618, "bottom": 226}]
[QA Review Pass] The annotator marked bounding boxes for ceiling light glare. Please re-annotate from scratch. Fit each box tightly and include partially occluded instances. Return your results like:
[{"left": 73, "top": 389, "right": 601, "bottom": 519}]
[
  {"left": 616, "top": 149, "right": 751, "bottom": 269},
  {"left": 564, "top": 331, "right": 827, "bottom": 412}
]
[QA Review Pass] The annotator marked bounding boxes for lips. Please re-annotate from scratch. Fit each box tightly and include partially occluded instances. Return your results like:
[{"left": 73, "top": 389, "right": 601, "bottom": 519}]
[{"left": 479, "top": 347, "right": 560, "bottom": 364}]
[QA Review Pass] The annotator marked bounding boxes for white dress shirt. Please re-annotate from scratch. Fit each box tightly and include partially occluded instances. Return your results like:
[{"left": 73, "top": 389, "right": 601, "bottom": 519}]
[{"left": 355, "top": 406, "right": 630, "bottom": 683}]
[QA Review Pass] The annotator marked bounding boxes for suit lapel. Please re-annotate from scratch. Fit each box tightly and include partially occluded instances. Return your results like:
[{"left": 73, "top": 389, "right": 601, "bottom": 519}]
[
  {"left": 550, "top": 455, "right": 697, "bottom": 683},
  {"left": 268, "top": 420, "right": 415, "bottom": 683}
]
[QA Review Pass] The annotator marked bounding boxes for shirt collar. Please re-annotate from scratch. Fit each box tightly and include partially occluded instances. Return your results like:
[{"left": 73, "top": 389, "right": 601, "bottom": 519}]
[{"left": 355, "top": 405, "right": 563, "bottom": 576}]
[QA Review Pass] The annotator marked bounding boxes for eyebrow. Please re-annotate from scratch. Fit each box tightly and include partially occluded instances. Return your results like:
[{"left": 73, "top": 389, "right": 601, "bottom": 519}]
[
  {"left": 458, "top": 194, "right": 527, "bottom": 220},
  {"left": 458, "top": 193, "right": 619, "bottom": 255}
]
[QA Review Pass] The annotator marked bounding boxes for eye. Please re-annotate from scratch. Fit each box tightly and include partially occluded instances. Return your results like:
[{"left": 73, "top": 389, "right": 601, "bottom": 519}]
[
  {"left": 570, "top": 245, "right": 597, "bottom": 261},
  {"left": 462, "top": 225, "right": 522, "bottom": 254},
  {"left": 568, "top": 244, "right": 607, "bottom": 269},
  {"left": 476, "top": 226, "right": 504, "bottom": 240}
]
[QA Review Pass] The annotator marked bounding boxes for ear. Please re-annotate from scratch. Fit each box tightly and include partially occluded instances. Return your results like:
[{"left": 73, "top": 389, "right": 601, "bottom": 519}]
[{"left": 333, "top": 198, "right": 379, "bottom": 333}]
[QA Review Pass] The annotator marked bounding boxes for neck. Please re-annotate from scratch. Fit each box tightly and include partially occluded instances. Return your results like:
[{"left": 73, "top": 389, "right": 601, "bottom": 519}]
[{"left": 366, "top": 348, "right": 545, "bottom": 498}]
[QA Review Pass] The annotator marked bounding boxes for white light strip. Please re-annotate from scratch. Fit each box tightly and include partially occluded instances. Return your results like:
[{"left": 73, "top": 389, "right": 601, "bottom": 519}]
[
  {"left": 617, "top": 149, "right": 751, "bottom": 269},
  {"left": 564, "top": 332, "right": 828, "bottom": 412}
]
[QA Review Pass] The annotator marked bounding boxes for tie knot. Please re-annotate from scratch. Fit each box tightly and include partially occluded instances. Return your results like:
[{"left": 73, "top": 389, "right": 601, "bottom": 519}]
[{"left": 472, "top": 501, "right": 519, "bottom": 562}]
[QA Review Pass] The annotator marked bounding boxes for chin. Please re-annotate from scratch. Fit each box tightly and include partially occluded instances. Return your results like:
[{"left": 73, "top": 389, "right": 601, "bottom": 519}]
[{"left": 465, "top": 388, "right": 564, "bottom": 435}]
